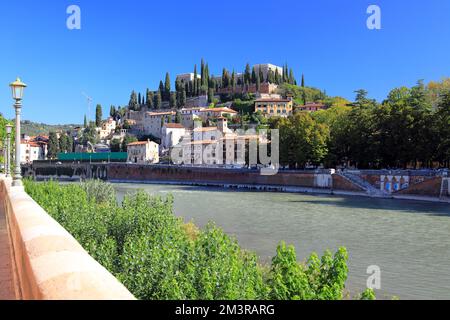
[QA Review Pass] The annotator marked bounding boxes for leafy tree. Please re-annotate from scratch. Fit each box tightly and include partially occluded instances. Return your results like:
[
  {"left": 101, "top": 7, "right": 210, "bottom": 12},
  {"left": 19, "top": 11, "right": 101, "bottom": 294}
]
[
  {"left": 121, "top": 135, "right": 138, "bottom": 152},
  {"left": 110, "top": 138, "right": 122, "bottom": 152}
]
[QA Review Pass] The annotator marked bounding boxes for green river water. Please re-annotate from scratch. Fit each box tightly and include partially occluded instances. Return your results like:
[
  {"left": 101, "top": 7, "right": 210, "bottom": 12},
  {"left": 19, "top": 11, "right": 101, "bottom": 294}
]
[{"left": 113, "top": 182, "right": 450, "bottom": 300}]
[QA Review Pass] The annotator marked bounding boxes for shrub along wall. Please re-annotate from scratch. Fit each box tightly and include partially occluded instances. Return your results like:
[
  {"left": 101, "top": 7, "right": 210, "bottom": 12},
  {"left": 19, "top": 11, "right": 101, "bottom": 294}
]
[{"left": 24, "top": 180, "right": 374, "bottom": 300}]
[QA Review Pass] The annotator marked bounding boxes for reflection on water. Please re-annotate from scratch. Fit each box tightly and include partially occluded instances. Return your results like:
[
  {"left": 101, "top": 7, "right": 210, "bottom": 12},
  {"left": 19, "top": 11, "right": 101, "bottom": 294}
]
[{"left": 114, "top": 183, "right": 450, "bottom": 300}]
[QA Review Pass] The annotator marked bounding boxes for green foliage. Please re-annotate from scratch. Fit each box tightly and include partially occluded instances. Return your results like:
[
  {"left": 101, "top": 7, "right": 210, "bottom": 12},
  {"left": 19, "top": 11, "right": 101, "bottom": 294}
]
[
  {"left": 278, "top": 83, "right": 325, "bottom": 105},
  {"left": 20, "top": 120, "right": 79, "bottom": 137},
  {"left": 272, "top": 112, "right": 330, "bottom": 168},
  {"left": 268, "top": 242, "right": 348, "bottom": 300},
  {"left": 24, "top": 180, "right": 353, "bottom": 301},
  {"left": 121, "top": 134, "right": 138, "bottom": 152},
  {"left": 47, "top": 131, "right": 60, "bottom": 159},
  {"left": 95, "top": 104, "right": 103, "bottom": 127},
  {"left": 359, "top": 288, "right": 376, "bottom": 300}
]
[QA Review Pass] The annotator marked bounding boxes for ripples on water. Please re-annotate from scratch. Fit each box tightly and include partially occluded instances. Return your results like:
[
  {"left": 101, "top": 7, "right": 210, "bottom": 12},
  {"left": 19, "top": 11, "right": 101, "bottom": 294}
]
[{"left": 114, "top": 183, "right": 450, "bottom": 300}]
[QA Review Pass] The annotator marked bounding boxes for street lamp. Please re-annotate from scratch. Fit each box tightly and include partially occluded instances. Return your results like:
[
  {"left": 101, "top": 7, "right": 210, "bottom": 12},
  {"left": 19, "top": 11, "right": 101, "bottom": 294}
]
[
  {"left": 5, "top": 124, "right": 12, "bottom": 178},
  {"left": 9, "top": 78, "right": 27, "bottom": 186}
]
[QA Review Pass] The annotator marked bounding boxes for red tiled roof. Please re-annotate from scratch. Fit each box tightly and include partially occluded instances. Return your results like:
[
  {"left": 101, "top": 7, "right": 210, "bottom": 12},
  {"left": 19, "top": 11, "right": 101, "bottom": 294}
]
[
  {"left": 255, "top": 98, "right": 291, "bottom": 103},
  {"left": 199, "top": 107, "right": 237, "bottom": 114},
  {"left": 164, "top": 123, "right": 185, "bottom": 129},
  {"left": 127, "top": 141, "right": 149, "bottom": 146}
]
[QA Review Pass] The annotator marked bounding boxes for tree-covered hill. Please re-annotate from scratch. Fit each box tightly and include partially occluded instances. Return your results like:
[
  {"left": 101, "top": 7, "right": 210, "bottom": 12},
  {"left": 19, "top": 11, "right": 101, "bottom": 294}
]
[{"left": 21, "top": 120, "right": 80, "bottom": 136}]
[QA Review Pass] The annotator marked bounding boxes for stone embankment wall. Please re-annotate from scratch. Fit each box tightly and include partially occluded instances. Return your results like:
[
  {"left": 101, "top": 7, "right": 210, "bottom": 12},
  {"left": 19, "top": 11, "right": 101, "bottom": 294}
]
[
  {"left": 0, "top": 178, "right": 135, "bottom": 300},
  {"left": 107, "top": 164, "right": 335, "bottom": 190}
]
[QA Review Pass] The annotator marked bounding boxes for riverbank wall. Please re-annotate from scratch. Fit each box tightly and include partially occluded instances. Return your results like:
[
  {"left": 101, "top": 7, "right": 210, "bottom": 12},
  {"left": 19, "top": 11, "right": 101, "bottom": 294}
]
[{"left": 22, "top": 163, "right": 450, "bottom": 203}]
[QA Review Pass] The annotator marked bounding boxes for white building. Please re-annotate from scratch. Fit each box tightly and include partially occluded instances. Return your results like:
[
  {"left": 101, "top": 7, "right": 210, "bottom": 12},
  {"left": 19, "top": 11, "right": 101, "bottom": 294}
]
[
  {"left": 142, "top": 111, "right": 176, "bottom": 138},
  {"left": 20, "top": 139, "right": 47, "bottom": 164},
  {"left": 161, "top": 123, "right": 186, "bottom": 150},
  {"left": 253, "top": 63, "right": 283, "bottom": 80},
  {"left": 176, "top": 73, "right": 201, "bottom": 83},
  {"left": 127, "top": 140, "right": 159, "bottom": 164}
]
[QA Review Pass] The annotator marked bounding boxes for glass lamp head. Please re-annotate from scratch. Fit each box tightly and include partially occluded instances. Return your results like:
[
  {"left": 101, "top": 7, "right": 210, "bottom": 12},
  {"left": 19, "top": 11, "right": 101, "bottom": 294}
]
[{"left": 9, "top": 78, "right": 27, "bottom": 100}]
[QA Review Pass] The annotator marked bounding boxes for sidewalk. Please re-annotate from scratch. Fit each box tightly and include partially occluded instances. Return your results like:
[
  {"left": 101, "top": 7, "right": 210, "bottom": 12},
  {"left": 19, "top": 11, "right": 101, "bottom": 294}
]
[{"left": 0, "top": 195, "right": 16, "bottom": 300}]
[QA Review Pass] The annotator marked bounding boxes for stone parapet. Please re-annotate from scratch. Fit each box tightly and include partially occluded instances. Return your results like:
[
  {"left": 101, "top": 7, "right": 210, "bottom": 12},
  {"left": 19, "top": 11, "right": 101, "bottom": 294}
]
[{"left": 0, "top": 178, "right": 135, "bottom": 300}]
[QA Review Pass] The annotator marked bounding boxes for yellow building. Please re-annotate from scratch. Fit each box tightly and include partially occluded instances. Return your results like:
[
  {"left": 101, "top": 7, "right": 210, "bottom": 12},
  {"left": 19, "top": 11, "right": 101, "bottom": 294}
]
[{"left": 254, "top": 98, "right": 293, "bottom": 117}]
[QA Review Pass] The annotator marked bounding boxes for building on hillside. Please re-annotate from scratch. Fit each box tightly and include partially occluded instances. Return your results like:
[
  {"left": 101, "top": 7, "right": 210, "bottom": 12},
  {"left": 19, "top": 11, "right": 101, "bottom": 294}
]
[
  {"left": 197, "top": 107, "right": 237, "bottom": 121},
  {"left": 253, "top": 63, "right": 284, "bottom": 80},
  {"left": 176, "top": 73, "right": 201, "bottom": 83},
  {"left": 184, "top": 95, "right": 209, "bottom": 108},
  {"left": 216, "top": 82, "right": 278, "bottom": 95},
  {"left": 97, "top": 117, "right": 117, "bottom": 140},
  {"left": 127, "top": 140, "right": 160, "bottom": 164},
  {"left": 296, "top": 102, "right": 328, "bottom": 112},
  {"left": 20, "top": 136, "right": 48, "bottom": 163},
  {"left": 254, "top": 97, "right": 294, "bottom": 117},
  {"left": 142, "top": 111, "right": 176, "bottom": 138},
  {"left": 161, "top": 123, "right": 186, "bottom": 150}
]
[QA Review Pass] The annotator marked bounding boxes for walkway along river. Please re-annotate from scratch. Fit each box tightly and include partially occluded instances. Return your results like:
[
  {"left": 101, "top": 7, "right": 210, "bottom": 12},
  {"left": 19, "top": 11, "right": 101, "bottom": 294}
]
[{"left": 114, "top": 182, "right": 450, "bottom": 300}]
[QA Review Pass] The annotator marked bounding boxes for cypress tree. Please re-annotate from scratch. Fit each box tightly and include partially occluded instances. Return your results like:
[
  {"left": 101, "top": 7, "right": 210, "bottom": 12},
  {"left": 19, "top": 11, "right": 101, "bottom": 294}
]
[
  {"left": 164, "top": 72, "right": 171, "bottom": 101},
  {"left": 95, "top": 104, "right": 102, "bottom": 127},
  {"left": 259, "top": 68, "right": 265, "bottom": 83},
  {"left": 154, "top": 91, "right": 162, "bottom": 109},
  {"left": 204, "top": 63, "right": 210, "bottom": 88},
  {"left": 193, "top": 64, "right": 198, "bottom": 96},
  {"left": 301, "top": 74, "right": 305, "bottom": 87},
  {"left": 275, "top": 69, "right": 280, "bottom": 85},
  {"left": 83, "top": 115, "right": 87, "bottom": 128},
  {"left": 251, "top": 67, "right": 257, "bottom": 84},
  {"left": 200, "top": 58, "right": 205, "bottom": 85},
  {"left": 208, "top": 88, "right": 215, "bottom": 104},
  {"left": 256, "top": 73, "right": 261, "bottom": 93},
  {"left": 146, "top": 89, "right": 154, "bottom": 109},
  {"left": 289, "top": 68, "right": 295, "bottom": 85},
  {"left": 48, "top": 132, "right": 60, "bottom": 159},
  {"left": 170, "top": 92, "right": 177, "bottom": 109},
  {"left": 175, "top": 111, "right": 182, "bottom": 123},
  {"left": 244, "top": 63, "right": 251, "bottom": 84},
  {"left": 128, "top": 90, "right": 138, "bottom": 111},
  {"left": 159, "top": 81, "right": 165, "bottom": 98}
]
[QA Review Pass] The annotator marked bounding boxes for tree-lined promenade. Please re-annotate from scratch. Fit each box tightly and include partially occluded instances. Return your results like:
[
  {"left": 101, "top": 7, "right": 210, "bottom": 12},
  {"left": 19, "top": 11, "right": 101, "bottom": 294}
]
[{"left": 271, "top": 80, "right": 450, "bottom": 170}]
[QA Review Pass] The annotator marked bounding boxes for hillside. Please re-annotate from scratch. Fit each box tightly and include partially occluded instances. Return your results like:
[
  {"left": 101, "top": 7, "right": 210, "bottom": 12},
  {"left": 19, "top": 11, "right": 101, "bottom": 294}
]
[{"left": 21, "top": 120, "right": 80, "bottom": 137}]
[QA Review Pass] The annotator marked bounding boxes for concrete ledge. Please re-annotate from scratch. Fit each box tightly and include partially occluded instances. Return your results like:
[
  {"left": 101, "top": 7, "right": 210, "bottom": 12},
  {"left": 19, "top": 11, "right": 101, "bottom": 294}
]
[{"left": 0, "top": 178, "right": 135, "bottom": 300}]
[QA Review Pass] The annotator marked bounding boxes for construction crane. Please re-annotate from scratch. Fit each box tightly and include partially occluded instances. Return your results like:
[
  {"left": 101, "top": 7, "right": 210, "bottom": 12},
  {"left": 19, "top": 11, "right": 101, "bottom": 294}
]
[{"left": 81, "top": 91, "right": 93, "bottom": 125}]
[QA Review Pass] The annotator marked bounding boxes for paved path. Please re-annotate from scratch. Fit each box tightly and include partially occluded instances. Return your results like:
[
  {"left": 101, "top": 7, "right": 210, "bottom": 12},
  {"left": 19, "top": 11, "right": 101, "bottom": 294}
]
[{"left": 0, "top": 197, "right": 16, "bottom": 300}]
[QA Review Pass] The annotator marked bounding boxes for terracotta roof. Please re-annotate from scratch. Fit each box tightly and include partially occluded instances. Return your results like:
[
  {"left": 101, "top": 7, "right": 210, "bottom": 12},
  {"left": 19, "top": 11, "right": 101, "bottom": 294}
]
[
  {"left": 164, "top": 123, "right": 185, "bottom": 129},
  {"left": 299, "top": 102, "right": 326, "bottom": 107},
  {"left": 184, "top": 140, "right": 217, "bottom": 145},
  {"left": 193, "top": 127, "right": 219, "bottom": 132},
  {"left": 255, "top": 98, "right": 291, "bottom": 103},
  {"left": 199, "top": 107, "right": 237, "bottom": 114},
  {"left": 146, "top": 111, "right": 176, "bottom": 116},
  {"left": 127, "top": 141, "right": 150, "bottom": 146}
]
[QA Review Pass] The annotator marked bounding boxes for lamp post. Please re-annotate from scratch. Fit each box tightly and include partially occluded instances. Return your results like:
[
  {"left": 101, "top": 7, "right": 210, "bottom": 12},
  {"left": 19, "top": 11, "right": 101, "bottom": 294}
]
[
  {"left": 9, "top": 78, "right": 27, "bottom": 187},
  {"left": 5, "top": 124, "right": 12, "bottom": 178}
]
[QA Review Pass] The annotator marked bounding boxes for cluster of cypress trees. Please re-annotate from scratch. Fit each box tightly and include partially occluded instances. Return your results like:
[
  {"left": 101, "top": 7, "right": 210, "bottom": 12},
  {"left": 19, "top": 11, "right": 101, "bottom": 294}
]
[{"left": 127, "top": 60, "right": 298, "bottom": 110}]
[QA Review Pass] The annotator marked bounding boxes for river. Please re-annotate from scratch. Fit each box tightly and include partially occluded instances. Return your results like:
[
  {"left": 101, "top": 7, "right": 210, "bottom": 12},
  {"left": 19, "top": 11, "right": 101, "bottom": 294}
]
[{"left": 113, "top": 182, "right": 450, "bottom": 300}]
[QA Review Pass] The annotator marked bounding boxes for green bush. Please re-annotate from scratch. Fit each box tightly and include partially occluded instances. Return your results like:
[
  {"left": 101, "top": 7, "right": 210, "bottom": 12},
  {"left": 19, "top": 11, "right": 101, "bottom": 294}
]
[{"left": 24, "top": 179, "right": 357, "bottom": 300}]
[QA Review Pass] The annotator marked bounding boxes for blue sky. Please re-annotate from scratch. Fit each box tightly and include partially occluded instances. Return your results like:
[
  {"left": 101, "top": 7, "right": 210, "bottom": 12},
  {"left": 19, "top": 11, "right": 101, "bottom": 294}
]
[{"left": 1, "top": 0, "right": 449, "bottom": 124}]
